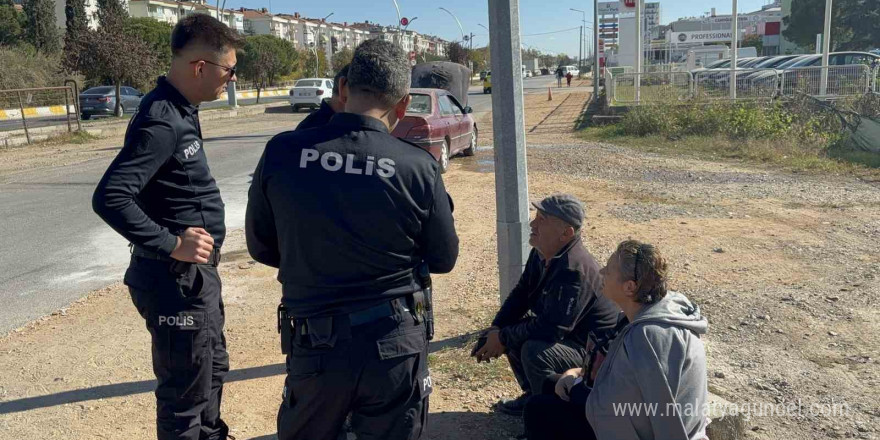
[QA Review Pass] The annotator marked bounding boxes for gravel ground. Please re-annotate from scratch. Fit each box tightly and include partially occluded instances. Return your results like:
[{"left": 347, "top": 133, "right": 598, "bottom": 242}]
[{"left": 1, "top": 92, "right": 878, "bottom": 440}]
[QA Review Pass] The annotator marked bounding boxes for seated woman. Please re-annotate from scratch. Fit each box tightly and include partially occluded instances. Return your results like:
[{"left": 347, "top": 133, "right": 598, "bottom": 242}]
[{"left": 524, "top": 240, "right": 709, "bottom": 440}]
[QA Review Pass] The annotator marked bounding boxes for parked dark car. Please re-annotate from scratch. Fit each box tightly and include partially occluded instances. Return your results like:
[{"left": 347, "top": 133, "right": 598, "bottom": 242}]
[
  {"left": 391, "top": 88, "right": 477, "bottom": 173},
  {"left": 79, "top": 86, "right": 143, "bottom": 120}
]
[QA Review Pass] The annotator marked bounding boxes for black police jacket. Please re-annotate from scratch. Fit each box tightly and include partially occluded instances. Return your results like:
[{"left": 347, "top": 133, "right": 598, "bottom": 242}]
[
  {"left": 92, "top": 77, "right": 225, "bottom": 255},
  {"left": 246, "top": 113, "right": 459, "bottom": 318},
  {"left": 295, "top": 100, "right": 335, "bottom": 131},
  {"left": 491, "top": 237, "right": 620, "bottom": 348}
]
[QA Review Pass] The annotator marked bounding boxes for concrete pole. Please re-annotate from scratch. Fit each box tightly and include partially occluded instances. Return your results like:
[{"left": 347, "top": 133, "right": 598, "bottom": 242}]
[
  {"left": 227, "top": 81, "right": 238, "bottom": 108},
  {"left": 820, "top": 0, "right": 832, "bottom": 96},
  {"left": 730, "top": 0, "right": 738, "bottom": 100},
  {"left": 594, "top": 0, "right": 599, "bottom": 99},
  {"left": 488, "top": 0, "right": 529, "bottom": 303},
  {"left": 635, "top": 0, "right": 642, "bottom": 103}
]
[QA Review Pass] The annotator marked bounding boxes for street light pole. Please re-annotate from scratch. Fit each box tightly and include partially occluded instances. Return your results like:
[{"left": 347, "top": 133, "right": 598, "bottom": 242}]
[
  {"left": 391, "top": 0, "right": 402, "bottom": 38},
  {"left": 439, "top": 7, "right": 466, "bottom": 43},
  {"left": 571, "top": 8, "right": 586, "bottom": 75}
]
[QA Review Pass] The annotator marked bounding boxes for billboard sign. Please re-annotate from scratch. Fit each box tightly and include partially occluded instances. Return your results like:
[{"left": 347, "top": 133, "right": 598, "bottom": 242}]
[{"left": 598, "top": 2, "right": 619, "bottom": 14}]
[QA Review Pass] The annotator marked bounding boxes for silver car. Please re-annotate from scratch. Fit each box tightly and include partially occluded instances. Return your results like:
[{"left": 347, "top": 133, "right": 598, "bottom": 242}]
[{"left": 79, "top": 86, "right": 143, "bottom": 120}]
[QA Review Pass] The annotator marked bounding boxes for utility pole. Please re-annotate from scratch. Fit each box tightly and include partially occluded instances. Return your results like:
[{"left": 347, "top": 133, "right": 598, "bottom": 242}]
[
  {"left": 635, "top": 0, "right": 642, "bottom": 103},
  {"left": 488, "top": 0, "right": 529, "bottom": 302},
  {"left": 594, "top": 0, "right": 599, "bottom": 99},
  {"left": 579, "top": 25, "right": 583, "bottom": 74},
  {"left": 730, "top": 0, "right": 738, "bottom": 100},
  {"left": 820, "top": 0, "right": 832, "bottom": 96}
]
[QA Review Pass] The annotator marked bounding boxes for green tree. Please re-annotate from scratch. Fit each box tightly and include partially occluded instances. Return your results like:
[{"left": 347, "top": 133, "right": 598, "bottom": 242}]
[
  {"left": 96, "top": 0, "right": 126, "bottom": 27},
  {"left": 126, "top": 17, "right": 173, "bottom": 80},
  {"left": 331, "top": 47, "right": 353, "bottom": 72},
  {"left": 23, "top": 0, "right": 60, "bottom": 53},
  {"left": 741, "top": 33, "right": 764, "bottom": 54},
  {"left": 468, "top": 47, "right": 489, "bottom": 72},
  {"left": 446, "top": 42, "right": 468, "bottom": 65},
  {"left": 782, "top": 0, "right": 862, "bottom": 50},
  {"left": 0, "top": 0, "right": 26, "bottom": 45},
  {"left": 238, "top": 35, "right": 298, "bottom": 102},
  {"left": 62, "top": 0, "right": 89, "bottom": 73},
  {"left": 80, "top": 0, "right": 155, "bottom": 116},
  {"left": 0, "top": 45, "right": 67, "bottom": 89}
]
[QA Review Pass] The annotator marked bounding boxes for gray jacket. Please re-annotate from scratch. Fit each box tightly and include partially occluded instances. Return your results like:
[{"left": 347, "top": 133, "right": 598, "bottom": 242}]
[{"left": 586, "top": 292, "right": 709, "bottom": 440}]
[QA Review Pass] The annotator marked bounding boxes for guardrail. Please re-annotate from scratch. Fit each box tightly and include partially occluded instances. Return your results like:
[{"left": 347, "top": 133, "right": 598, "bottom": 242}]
[
  {"left": 693, "top": 68, "right": 779, "bottom": 100},
  {"left": 612, "top": 72, "right": 693, "bottom": 104},
  {"left": 780, "top": 65, "right": 872, "bottom": 99}
]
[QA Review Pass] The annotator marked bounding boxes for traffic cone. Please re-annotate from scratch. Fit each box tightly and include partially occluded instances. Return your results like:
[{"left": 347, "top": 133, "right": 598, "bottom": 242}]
[{"left": 548, "top": 87, "right": 553, "bottom": 101}]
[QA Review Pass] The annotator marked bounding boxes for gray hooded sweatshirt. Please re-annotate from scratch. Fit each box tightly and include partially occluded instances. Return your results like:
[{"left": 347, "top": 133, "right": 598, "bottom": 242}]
[{"left": 586, "top": 291, "right": 709, "bottom": 440}]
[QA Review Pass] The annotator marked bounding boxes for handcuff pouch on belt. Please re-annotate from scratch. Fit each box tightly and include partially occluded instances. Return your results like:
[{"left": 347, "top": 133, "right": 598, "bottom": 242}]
[{"left": 277, "top": 304, "right": 337, "bottom": 353}]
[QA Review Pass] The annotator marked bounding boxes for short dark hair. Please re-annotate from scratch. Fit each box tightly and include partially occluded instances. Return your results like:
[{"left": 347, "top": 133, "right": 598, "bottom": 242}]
[
  {"left": 171, "top": 14, "right": 244, "bottom": 57},
  {"left": 347, "top": 39, "right": 410, "bottom": 108},
  {"left": 332, "top": 64, "right": 349, "bottom": 94}
]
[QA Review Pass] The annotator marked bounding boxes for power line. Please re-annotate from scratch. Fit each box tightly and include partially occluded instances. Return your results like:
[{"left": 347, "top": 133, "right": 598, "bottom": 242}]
[{"left": 522, "top": 27, "right": 581, "bottom": 37}]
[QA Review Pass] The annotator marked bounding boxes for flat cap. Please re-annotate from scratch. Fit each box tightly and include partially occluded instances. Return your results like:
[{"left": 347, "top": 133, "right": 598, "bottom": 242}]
[{"left": 532, "top": 194, "right": 584, "bottom": 229}]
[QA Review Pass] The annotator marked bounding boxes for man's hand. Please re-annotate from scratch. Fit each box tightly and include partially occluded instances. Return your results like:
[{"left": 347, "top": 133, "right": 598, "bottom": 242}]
[
  {"left": 170, "top": 227, "right": 214, "bottom": 263},
  {"left": 474, "top": 327, "right": 505, "bottom": 363},
  {"left": 554, "top": 367, "right": 584, "bottom": 402}
]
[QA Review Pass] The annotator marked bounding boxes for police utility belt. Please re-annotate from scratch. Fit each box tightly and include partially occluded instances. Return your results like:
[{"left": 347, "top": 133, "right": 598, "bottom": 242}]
[
  {"left": 130, "top": 244, "right": 221, "bottom": 274},
  {"left": 277, "top": 291, "right": 433, "bottom": 354}
]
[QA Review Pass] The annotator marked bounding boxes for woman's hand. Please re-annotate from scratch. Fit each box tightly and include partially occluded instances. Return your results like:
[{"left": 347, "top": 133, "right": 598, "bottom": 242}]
[{"left": 555, "top": 367, "right": 584, "bottom": 401}]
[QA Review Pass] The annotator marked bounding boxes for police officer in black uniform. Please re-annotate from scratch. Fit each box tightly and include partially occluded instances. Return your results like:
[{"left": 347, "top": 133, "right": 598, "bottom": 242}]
[
  {"left": 295, "top": 64, "right": 348, "bottom": 131},
  {"left": 92, "top": 14, "right": 243, "bottom": 440},
  {"left": 246, "top": 39, "right": 459, "bottom": 440}
]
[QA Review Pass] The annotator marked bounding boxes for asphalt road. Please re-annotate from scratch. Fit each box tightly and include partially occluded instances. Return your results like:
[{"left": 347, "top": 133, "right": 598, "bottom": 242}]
[
  {"left": 0, "top": 79, "right": 555, "bottom": 334},
  {"left": 0, "top": 95, "right": 291, "bottom": 132}
]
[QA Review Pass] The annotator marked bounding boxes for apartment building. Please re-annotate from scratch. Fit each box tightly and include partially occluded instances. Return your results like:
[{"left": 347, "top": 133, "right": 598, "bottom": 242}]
[{"left": 126, "top": 0, "right": 243, "bottom": 32}]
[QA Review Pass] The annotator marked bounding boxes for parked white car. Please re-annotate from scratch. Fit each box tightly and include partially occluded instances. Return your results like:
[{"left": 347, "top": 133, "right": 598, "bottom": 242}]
[
  {"left": 525, "top": 70, "right": 533, "bottom": 77},
  {"left": 562, "top": 65, "right": 580, "bottom": 77},
  {"left": 289, "top": 78, "right": 333, "bottom": 112}
]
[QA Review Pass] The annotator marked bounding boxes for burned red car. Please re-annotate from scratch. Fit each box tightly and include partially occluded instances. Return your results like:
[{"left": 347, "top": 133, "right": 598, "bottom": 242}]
[{"left": 391, "top": 88, "right": 477, "bottom": 173}]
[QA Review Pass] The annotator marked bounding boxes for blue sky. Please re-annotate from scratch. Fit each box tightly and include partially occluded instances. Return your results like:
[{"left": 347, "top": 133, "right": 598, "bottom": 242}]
[{"left": 223, "top": 0, "right": 777, "bottom": 57}]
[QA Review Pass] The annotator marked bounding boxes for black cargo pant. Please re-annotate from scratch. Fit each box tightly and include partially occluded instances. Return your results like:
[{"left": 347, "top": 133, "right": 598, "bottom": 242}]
[
  {"left": 125, "top": 256, "right": 230, "bottom": 440},
  {"left": 278, "top": 303, "right": 431, "bottom": 440},
  {"left": 506, "top": 335, "right": 587, "bottom": 395}
]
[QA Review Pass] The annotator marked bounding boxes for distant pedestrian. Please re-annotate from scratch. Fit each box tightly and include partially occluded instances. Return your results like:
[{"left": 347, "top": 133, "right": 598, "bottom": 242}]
[
  {"left": 566, "top": 72, "right": 573, "bottom": 87},
  {"left": 556, "top": 67, "right": 563, "bottom": 87}
]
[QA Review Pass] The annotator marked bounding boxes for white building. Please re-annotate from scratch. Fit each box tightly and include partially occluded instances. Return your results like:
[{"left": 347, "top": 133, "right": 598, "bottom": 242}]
[
  {"left": 125, "top": 0, "right": 243, "bottom": 32},
  {"left": 53, "top": 0, "right": 100, "bottom": 30}
]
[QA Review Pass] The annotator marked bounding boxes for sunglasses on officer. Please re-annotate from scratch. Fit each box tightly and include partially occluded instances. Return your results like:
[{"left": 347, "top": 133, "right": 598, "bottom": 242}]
[{"left": 189, "top": 59, "right": 237, "bottom": 78}]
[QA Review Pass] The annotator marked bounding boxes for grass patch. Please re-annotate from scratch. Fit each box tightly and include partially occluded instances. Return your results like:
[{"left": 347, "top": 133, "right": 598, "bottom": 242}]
[
  {"left": 36, "top": 130, "right": 100, "bottom": 146},
  {"left": 430, "top": 345, "right": 514, "bottom": 386},
  {"left": 583, "top": 97, "right": 880, "bottom": 177}
]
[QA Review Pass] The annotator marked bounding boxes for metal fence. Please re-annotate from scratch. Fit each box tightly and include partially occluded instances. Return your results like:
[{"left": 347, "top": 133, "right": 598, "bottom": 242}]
[
  {"left": 612, "top": 72, "right": 693, "bottom": 104},
  {"left": 0, "top": 82, "right": 81, "bottom": 144},
  {"left": 693, "top": 68, "right": 780, "bottom": 100},
  {"left": 604, "top": 64, "right": 879, "bottom": 106},
  {"left": 780, "top": 65, "right": 872, "bottom": 99}
]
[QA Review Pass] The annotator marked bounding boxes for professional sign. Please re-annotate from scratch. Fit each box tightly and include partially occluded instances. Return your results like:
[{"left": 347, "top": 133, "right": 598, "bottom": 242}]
[{"left": 673, "top": 30, "right": 744, "bottom": 43}]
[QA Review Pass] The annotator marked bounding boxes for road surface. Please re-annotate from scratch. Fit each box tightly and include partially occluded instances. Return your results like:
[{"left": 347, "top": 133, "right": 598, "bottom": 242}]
[{"left": 0, "top": 84, "right": 506, "bottom": 334}]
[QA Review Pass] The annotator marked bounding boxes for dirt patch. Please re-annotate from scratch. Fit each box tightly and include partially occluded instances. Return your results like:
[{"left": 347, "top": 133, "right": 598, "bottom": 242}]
[{"left": 1, "top": 91, "right": 879, "bottom": 440}]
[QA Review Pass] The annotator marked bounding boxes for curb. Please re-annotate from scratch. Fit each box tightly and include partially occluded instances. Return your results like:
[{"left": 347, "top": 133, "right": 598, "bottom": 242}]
[
  {"left": 1, "top": 101, "right": 289, "bottom": 149},
  {"left": 0, "top": 87, "right": 290, "bottom": 122}
]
